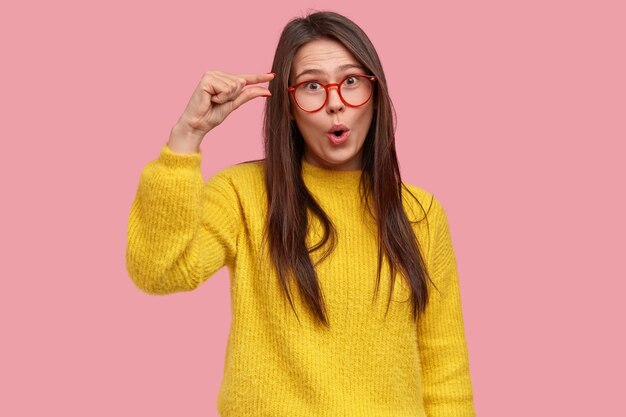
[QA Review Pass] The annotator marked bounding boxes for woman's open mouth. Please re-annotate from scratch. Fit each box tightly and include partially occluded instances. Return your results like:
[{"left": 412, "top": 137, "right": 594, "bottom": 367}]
[{"left": 327, "top": 129, "right": 350, "bottom": 145}]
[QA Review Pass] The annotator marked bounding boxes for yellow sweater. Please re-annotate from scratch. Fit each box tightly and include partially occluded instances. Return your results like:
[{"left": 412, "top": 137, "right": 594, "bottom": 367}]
[{"left": 126, "top": 144, "right": 475, "bottom": 417}]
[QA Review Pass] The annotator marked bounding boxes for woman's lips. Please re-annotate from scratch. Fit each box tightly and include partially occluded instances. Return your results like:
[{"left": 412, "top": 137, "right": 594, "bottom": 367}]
[{"left": 327, "top": 130, "right": 350, "bottom": 145}]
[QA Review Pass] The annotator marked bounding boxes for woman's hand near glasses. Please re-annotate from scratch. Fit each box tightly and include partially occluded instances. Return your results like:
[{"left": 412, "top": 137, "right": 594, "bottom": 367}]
[{"left": 167, "top": 70, "right": 275, "bottom": 154}]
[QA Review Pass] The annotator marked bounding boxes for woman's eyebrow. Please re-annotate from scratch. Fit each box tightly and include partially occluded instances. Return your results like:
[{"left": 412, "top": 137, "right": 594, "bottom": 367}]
[{"left": 294, "top": 64, "right": 365, "bottom": 82}]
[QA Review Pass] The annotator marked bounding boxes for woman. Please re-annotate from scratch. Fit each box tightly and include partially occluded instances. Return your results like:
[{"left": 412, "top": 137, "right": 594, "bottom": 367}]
[{"left": 127, "top": 10, "right": 476, "bottom": 417}]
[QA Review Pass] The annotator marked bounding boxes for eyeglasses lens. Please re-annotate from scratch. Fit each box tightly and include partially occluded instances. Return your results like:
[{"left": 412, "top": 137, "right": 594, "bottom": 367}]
[{"left": 294, "top": 76, "right": 373, "bottom": 112}]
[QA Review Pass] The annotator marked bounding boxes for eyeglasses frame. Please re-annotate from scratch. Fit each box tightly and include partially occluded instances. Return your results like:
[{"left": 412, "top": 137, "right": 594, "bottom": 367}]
[{"left": 287, "top": 74, "right": 377, "bottom": 113}]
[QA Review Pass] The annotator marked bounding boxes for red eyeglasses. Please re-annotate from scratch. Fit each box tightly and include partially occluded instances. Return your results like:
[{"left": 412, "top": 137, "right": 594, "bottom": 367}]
[{"left": 287, "top": 74, "right": 377, "bottom": 113}]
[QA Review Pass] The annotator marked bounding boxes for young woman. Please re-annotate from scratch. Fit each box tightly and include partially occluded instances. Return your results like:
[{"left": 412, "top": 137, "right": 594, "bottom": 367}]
[{"left": 127, "top": 10, "right": 476, "bottom": 417}]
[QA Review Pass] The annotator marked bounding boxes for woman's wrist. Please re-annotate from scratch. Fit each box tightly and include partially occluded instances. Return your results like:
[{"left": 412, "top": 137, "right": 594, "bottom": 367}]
[{"left": 167, "top": 123, "right": 207, "bottom": 154}]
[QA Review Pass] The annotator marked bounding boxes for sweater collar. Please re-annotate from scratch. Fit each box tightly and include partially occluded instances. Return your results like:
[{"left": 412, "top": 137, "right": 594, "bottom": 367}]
[{"left": 301, "top": 158, "right": 363, "bottom": 190}]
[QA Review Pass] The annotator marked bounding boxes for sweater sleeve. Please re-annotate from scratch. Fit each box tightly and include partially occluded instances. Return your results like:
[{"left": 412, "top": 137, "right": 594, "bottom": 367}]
[
  {"left": 417, "top": 196, "right": 476, "bottom": 417},
  {"left": 125, "top": 144, "right": 241, "bottom": 294}
]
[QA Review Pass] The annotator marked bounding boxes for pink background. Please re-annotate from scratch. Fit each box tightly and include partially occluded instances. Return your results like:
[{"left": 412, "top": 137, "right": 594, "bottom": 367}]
[{"left": 1, "top": 0, "right": 624, "bottom": 416}]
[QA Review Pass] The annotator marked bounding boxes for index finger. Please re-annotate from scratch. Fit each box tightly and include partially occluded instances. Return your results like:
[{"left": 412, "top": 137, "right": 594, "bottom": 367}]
[{"left": 236, "top": 72, "right": 276, "bottom": 86}]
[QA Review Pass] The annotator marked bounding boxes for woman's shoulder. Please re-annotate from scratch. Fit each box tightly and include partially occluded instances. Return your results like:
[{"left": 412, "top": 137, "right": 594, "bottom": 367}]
[
  {"left": 400, "top": 181, "right": 436, "bottom": 220},
  {"left": 401, "top": 181, "right": 433, "bottom": 202},
  {"left": 205, "top": 159, "right": 266, "bottom": 201},
  {"left": 400, "top": 181, "right": 453, "bottom": 238},
  {"left": 209, "top": 159, "right": 265, "bottom": 183}
]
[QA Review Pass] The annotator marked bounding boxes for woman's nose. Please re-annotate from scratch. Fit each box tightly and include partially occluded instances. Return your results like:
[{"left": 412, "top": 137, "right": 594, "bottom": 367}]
[{"left": 326, "top": 86, "right": 345, "bottom": 113}]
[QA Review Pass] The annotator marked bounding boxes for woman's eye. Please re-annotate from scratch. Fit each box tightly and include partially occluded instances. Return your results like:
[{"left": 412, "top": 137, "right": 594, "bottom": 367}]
[
  {"left": 344, "top": 76, "right": 359, "bottom": 85},
  {"left": 304, "top": 82, "right": 321, "bottom": 90}
]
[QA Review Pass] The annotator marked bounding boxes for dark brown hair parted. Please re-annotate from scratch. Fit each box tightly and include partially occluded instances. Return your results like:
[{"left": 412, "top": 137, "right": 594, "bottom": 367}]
[{"left": 261, "top": 10, "right": 433, "bottom": 328}]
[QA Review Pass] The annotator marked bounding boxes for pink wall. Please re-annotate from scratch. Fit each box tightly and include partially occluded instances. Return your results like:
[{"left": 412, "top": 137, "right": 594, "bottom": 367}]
[{"left": 1, "top": 0, "right": 624, "bottom": 416}]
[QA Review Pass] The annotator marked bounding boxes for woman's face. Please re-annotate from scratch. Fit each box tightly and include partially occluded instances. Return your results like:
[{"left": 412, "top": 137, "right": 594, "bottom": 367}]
[{"left": 289, "top": 38, "right": 375, "bottom": 171}]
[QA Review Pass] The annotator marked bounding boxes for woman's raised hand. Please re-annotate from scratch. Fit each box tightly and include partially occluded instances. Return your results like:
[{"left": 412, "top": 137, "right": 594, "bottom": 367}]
[{"left": 168, "top": 70, "right": 275, "bottom": 153}]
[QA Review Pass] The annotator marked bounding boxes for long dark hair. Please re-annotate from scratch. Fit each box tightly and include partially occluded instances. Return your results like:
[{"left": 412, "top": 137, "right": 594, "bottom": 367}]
[{"left": 261, "top": 10, "right": 433, "bottom": 328}]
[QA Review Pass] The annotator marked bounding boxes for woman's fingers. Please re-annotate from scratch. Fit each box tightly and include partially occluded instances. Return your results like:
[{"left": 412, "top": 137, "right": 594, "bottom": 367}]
[
  {"left": 208, "top": 73, "right": 245, "bottom": 104},
  {"left": 229, "top": 86, "right": 272, "bottom": 110},
  {"left": 211, "top": 72, "right": 274, "bottom": 104},
  {"left": 175, "top": 70, "right": 274, "bottom": 138},
  {"left": 237, "top": 72, "right": 276, "bottom": 86}
]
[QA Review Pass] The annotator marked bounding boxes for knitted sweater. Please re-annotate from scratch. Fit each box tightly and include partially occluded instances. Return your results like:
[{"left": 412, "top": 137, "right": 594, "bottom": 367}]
[{"left": 126, "top": 144, "right": 475, "bottom": 417}]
